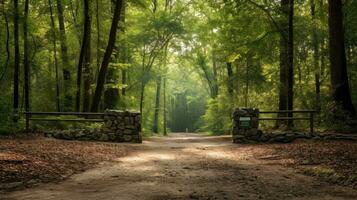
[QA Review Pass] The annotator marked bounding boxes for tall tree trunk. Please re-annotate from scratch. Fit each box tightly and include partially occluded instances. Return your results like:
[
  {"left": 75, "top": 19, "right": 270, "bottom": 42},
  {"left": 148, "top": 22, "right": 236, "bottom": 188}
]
[
  {"left": 82, "top": 0, "right": 92, "bottom": 112},
  {"left": 69, "top": 0, "right": 82, "bottom": 43},
  {"left": 153, "top": 76, "right": 161, "bottom": 133},
  {"left": 328, "top": 0, "right": 355, "bottom": 115},
  {"left": 287, "top": 0, "right": 294, "bottom": 127},
  {"left": 311, "top": 0, "right": 321, "bottom": 111},
  {"left": 163, "top": 76, "right": 167, "bottom": 136},
  {"left": 139, "top": 47, "right": 146, "bottom": 115},
  {"left": 96, "top": 0, "right": 101, "bottom": 80},
  {"left": 75, "top": 0, "right": 91, "bottom": 112},
  {"left": 278, "top": 0, "right": 293, "bottom": 127},
  {"left": 13, "top": 0, "right": 19, "bottom": 122},
  {"left": 0, "top": 7, "right": 10, "bottom": 83},
  {"left": 91, "top": 0, "right": 124, "bottom": 112},
  {"left": 212, "top": 53, "right": 219, "bottom": 98},
  {"left": 198, "top": 54, "right": 216, "bottom": 99},
  {"left": 56, "top": 0, "right": 72, "bottom": 111},
  {"left": 104, "top": 0, "right": 126, "bottom": 109},
  {"left": 121, "top": 1, "right": 127, "bottom": 96},
  {"left": 49, "top": 0, "right": 61, "bottom": 111},
  {"left": 104, "top": 65, "right": 119, "bottom": 109},
  {"left": 139, "top": 81, "right": 145, "bottom": 115},
  {"left": 23, "top": 0, "right": 30, "bottom": 114},
  {"left": 234, "top": 61, "right": 239, "bottom": 102},
  {"left": 121, "top": 70, "right": 127, "bottom": 95},
  {"left": 226, "top": 62, "right": 234, "bottom": 98}
]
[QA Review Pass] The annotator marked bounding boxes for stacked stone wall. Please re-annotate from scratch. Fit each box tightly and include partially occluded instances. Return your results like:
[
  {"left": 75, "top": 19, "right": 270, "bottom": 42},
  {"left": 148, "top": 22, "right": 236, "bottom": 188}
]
[
  {"left": 103, "top": 110, "right": 142, "bottom": 143},
  {"left": 46, "top": 110, "right": 142, "bottom": 143}
]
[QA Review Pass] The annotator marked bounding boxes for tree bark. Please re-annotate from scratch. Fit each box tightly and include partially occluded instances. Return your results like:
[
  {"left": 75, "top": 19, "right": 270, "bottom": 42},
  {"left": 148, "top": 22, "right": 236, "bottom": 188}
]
[
  {"left": 104, "top": 63, "right": 119, "bottom": 109},
  {"left": 91, "top": 0, "right": 124, "bottom": 112},
  {"left": 311, "top": 0, "right": 321, "bottom": 111},
  {"left": 139, "top": 81, "right": 146, "bottom": 115},
  {"left": 197, "top": 54, "right": 216, "bottom": 98},
  {"left": 104, "top": 0, "right": 127, "bottom": 109},
  {"left": 212, "top": 53, "right": 219, "bottom": 98},
  {"left": 139, "top": 47, "right": 147, "bottom": 115},
  {"left": 153, "top": 76, "right": 162, "bottom": 133},
  {"left": 13, "top": 0, "right": 19, "bottom": 122},
  {"left": 0, "top": 7, "right": 10, "bottom": 83},
  {"left": 82, "top": 0, "right": 92, "bottom": 112},
  {"left": 69, "top": 0, "right": 82, "bottom": 43},
  {"left": 328, "top": 0, "right": 355, "bottom": 115},
  {"left": 121, "top": 1, "right": 127, "bottom": 96},
  {"left": 49, "top": 0, "right": 61, "bottom": 111},
  {"left": 226, "top": 62, "right": 234, "bottom": 98},
  {"left": 287, "top": 0, "right": 294, "bottom": 127},
  {"left": 56, "top": 0, "right": 72, "bottom": 111},
  {"left": 23, "top": 0, "right": 30, "bottom": 113},
  {"left": 75, "top": 0, "right": 92, "bottom": 112},
  {"left": 96, "top": 0, "right": 101, "bottom": 80},
  {"left": 163, "top": 76, "right": 167, "bottom": 136},
  {"left": 278, "top": 0, "right": 294, "bottom": 127}
]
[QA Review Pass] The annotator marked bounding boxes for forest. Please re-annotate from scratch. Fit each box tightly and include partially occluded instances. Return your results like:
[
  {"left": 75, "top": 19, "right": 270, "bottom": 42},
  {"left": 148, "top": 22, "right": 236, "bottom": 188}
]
[
  {"left": 1, "top": 0, "right": 357, "bottom": 199},
  {"left": 0, "top": 0, "right": 356, "bottom": 134}
]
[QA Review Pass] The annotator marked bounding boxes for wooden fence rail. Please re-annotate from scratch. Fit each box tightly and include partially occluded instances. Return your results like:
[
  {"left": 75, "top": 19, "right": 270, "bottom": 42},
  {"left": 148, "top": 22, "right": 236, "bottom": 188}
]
[
  {"left": 258, "top": 110, "right": 317, "bottom": 134},
  {"left": 23, "top": 112, "right": 105, "bottom": 131}
]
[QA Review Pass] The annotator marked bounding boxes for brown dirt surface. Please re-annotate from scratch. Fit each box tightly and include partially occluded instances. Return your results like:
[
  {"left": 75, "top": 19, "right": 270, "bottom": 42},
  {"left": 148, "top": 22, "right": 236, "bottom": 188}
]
[
  {"left": 2, "top": 133, "right": 357, "bottom": 200},
  {"left": 0, "top": 137, "right": 129, "bottom": 191},
  {"left": 251, "top": 139, "right": 357, "bottom": 188}
]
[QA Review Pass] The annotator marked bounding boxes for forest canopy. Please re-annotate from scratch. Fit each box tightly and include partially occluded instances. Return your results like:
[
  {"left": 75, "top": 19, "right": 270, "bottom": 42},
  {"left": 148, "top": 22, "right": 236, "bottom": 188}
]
[{"left": 0, "top": 0, "right": 356, "bottom": 134}]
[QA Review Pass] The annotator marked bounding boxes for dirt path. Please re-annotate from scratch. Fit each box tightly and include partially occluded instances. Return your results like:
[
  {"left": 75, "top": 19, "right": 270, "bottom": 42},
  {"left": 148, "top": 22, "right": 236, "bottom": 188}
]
[{"left": 2, "top": 133, "right": 357, "bottom": 200}]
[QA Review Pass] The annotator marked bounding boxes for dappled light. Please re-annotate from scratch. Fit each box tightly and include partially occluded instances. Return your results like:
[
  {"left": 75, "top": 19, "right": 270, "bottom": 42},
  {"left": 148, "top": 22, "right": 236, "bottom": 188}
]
[
  {"left": 3, "top": 134, "right": 357, "bottom": 200},
  {"left": 1, "top": 0, "right": 357, "bottom": 199}
]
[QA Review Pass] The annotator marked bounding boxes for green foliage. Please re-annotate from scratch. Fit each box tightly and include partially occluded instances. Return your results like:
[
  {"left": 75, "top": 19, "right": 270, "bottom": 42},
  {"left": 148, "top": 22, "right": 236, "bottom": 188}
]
[
  {"left": 0, "top": 0, "right": 356, "bottom": 135},
  {"left": 203, "top": 95, "right": 232, "bottom": 135}
]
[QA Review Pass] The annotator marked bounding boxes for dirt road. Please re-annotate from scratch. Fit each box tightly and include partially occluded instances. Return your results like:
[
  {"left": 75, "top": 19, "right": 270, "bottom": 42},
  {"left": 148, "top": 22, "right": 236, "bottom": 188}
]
[{"left": 2, "top": 133, "right": 357, "bottom": 200}]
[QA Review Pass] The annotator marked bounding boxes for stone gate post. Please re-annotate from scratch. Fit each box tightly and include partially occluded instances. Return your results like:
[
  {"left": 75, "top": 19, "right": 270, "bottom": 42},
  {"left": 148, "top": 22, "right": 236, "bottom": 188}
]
[{"left": 232, "top": 108, "right": 261, "bottom": 143}]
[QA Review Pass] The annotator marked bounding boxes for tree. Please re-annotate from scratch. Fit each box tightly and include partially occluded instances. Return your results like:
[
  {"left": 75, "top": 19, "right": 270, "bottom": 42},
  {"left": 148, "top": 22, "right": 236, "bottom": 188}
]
[
  {"left": 104, "top": 0, "right": 127, "bottom": 109},
  {"left": 0, "top": 3, "right": 10, "bottom": 83},
  {"left": 23, "top": 0, "right": 30, "bottom": 114},
  {"left": 120, "top": 1, "right": 127, "bottom": 97},
  {"left": 163, "top": 76, "right": 167, "bottom": 135},
  {"left": 196, "top": 52, "right": 218, "bottom": 99},
  {"left": 56, "top": 0, "right": 72, "bottom": 111},
  {"left": 13, "top": 0, "right": 19, "bottom": 122},
  {"left": 278, "top": 0, "right": 294, "bottom": 128},
  {"left": 48, "top": 0, "right": 61, "bottom": 111},
  {"left": 226, "top": 62, "right": 234, "bottom": 98},
  {"left": 152, "top": 75, "right": 161, "bottom": 133},
  {"left": 91, "top": 0, "right": 124, "bottom": 112},
  {"left": 328, "top": 0, "right": 355, "bottom": 115},
  {"left": 82, "top": 0, "right": 92, "bottom": 112},
  {"left": 287, "top": 0, "right": 294, "bottom": 126},
  {"left": 311, "top": 0, "right": 321, "bottom": 111},
  {"left": 75, "top": 0, "right": 91, "bottom": 111}
]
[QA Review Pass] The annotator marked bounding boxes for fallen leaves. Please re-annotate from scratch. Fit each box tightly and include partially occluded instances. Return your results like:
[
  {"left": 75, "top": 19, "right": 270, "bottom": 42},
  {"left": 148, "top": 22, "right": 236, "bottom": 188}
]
[
  {"left": 253, "top": 139, "right": 357, "bottom": 188},
  {"left": 0, "top": 137, "right": 129, "bottom": 191}
]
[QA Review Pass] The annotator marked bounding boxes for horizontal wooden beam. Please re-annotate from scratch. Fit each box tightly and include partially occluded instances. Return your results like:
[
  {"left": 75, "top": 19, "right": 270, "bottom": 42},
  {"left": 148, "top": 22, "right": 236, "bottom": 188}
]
[
  {"left": 29, "top": 118, "right": 104, "bottom": 122},
  {"left": 259, "top": 117, "right": 310, "bottom": 120},
  {"left": 259, "top": 110, "right": 316, "bottom": 114},
  {"left": 23, "top": 112, "right": 104, "bottom": 116}
]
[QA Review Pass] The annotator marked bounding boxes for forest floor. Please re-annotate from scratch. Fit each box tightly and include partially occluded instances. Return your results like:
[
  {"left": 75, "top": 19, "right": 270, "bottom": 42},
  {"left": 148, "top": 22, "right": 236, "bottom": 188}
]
[
  {"left": 0, "top": 136, "right": 130, "bottom": 191},
  {"left": 1, "top": 133, "right": 357, "bottom": 200}
]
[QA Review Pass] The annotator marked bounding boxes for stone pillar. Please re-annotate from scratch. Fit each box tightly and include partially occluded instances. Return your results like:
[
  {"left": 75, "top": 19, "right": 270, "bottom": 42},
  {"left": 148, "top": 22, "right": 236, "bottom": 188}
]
[
  {"left": 232, "top": 108, "right": 261, "bottom": 143},
  {"left": 104, "top": 110, "right": 142, "bottom": 143}
]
